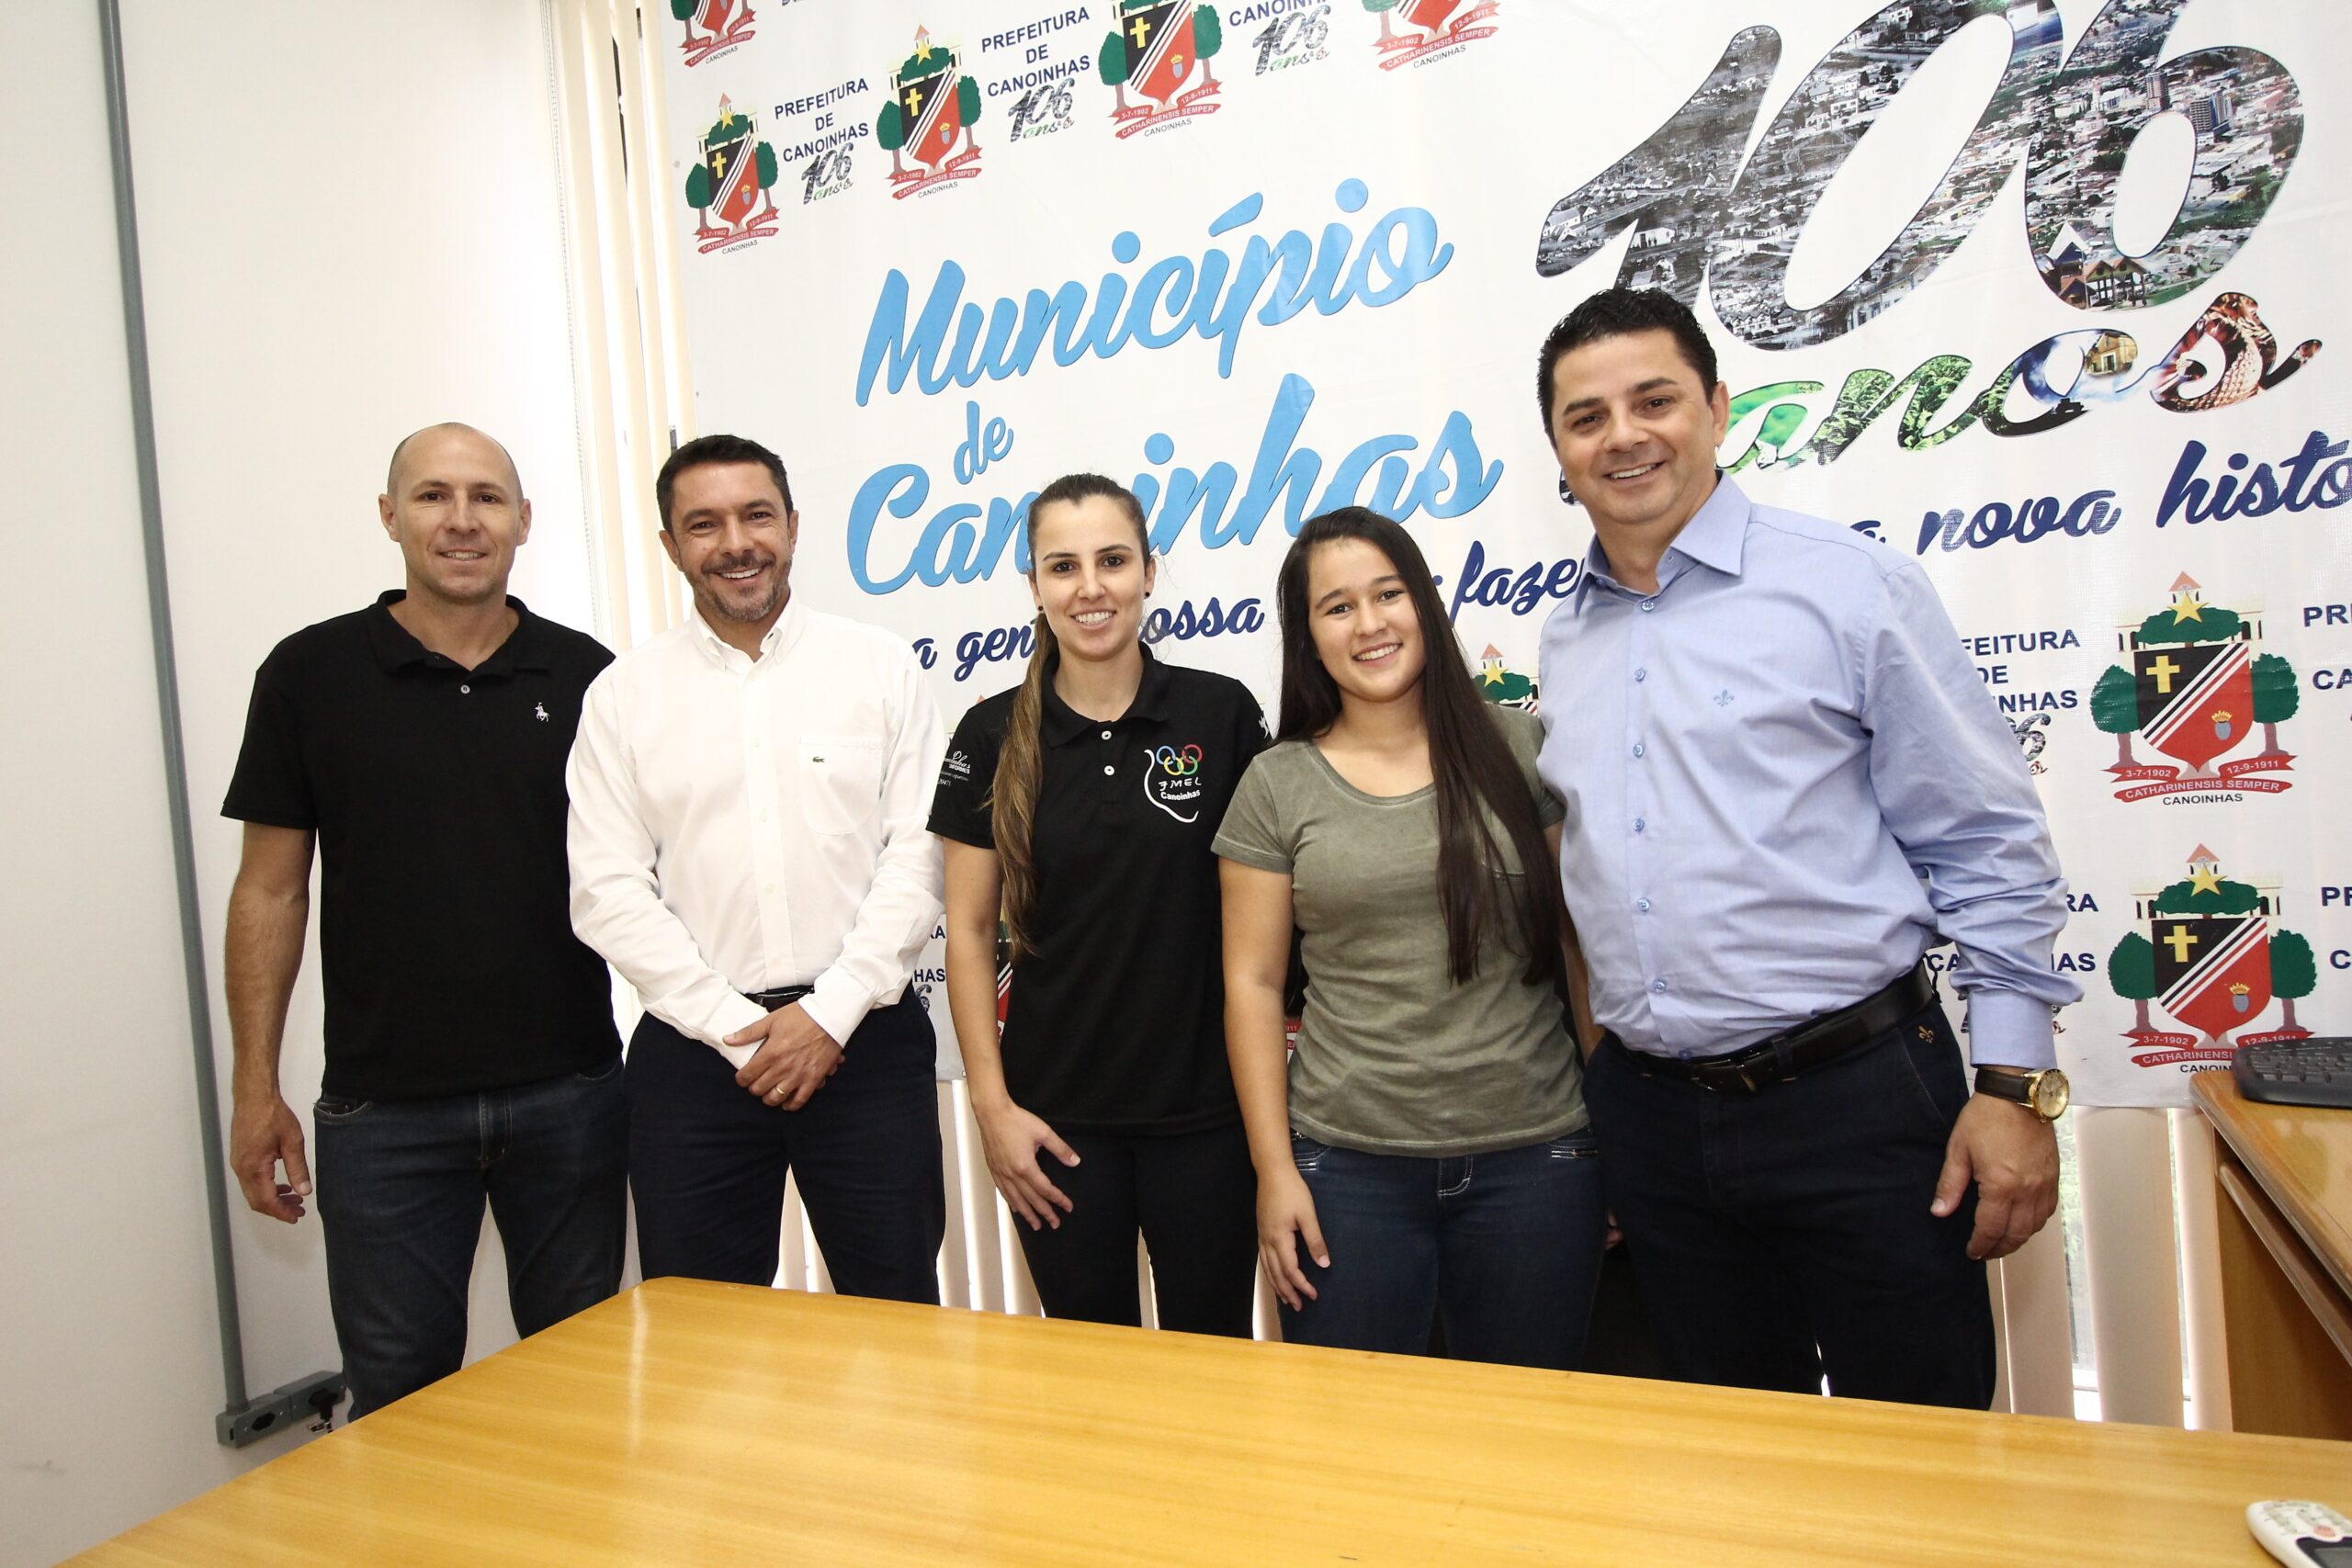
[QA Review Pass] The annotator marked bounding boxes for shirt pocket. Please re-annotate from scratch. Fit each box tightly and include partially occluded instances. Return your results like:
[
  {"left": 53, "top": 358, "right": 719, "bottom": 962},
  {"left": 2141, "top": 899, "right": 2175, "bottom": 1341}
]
[{"left": 798, "top": 736, "right": 885, "bottom": 836}]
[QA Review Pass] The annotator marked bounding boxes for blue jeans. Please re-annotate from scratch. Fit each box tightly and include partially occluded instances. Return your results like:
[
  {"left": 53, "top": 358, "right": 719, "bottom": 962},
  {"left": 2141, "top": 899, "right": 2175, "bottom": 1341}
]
[
  {"left": 313, "top": 1059, "right": 627, "bottom": 1418},
  {"left": 1278, "top": 1129, "right": 1609, "bottom": 1370}
]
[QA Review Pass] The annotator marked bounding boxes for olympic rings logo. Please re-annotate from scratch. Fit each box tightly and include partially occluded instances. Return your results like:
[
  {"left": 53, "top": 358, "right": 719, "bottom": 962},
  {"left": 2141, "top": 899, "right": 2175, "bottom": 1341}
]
[{"left": 1151, "top": 744, "right": 1203, "bottom": 777}]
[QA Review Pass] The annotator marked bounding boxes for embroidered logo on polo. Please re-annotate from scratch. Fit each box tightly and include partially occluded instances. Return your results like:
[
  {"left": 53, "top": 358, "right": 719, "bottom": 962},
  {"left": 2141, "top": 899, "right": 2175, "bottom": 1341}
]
[
  {"left": 1145, "top": 741, "right": 1206, "bottom": 821},
  {"left": 2108, "top": 845, "right": 2319, "bottom": 1072}
]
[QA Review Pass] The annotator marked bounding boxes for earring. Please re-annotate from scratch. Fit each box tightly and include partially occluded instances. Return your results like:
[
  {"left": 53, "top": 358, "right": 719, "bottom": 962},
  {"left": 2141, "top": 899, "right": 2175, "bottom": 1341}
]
[{"left": 1557, "top": 475, "right": 1580, "bottom": 508}]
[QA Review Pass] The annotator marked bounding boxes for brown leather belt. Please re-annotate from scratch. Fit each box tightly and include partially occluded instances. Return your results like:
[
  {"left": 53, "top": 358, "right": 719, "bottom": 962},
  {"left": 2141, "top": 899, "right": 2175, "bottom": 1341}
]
[{"left": 1604, "top": 964, "right": 1937, "bottom": 1094}]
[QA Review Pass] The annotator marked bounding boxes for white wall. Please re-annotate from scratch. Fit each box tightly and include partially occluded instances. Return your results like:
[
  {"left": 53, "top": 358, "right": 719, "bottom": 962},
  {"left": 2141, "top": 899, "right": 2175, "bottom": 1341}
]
[{"left": 0, "top": 5, "right": 599, "bottom": 1562}]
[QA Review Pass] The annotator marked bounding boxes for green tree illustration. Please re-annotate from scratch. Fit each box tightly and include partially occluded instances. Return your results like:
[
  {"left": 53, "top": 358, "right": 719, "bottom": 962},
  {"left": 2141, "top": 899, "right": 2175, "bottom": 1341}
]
[
  {"left": 754, "top": 142, "right": 778, "bottom": 191},
  {"left": 2252, "top": 651, "right": 2299, "bottom": 758},
  {"left": 1364, "top": 0, "right": 1399, "bottom": 42},
  {"left": 957, "top": 74, "right": 983, "bottom": 151},
  {"left": 2135, "top": 604, "right": 2245, "bottom": 647},
  {"left": 670, "top": 0, "right": 695, "bottom": 19},
  {"left": 2270, "top": 931, "right": 2317, "bottom": 1033},
  {"left": 1099, "top": 34, "right": 1131, "bottom": 112},
  {"left": 875, "top": 99, "right": 908, "bottom": 178},
  {"left": 2090, "top": 663, "right": 2142, "bottom": 769},
  {"left": 2152, "top": 876, "right": 2261, "bottom": 917},
  {"left": 1192, "top": 6, "right": 1224, "bottom": 85},
  {"left": 684, "top": 161, "right": 714, "bottom": 214},
  {"left": 2109, "top": 931, "right": 2157, "bottom": 1035}
]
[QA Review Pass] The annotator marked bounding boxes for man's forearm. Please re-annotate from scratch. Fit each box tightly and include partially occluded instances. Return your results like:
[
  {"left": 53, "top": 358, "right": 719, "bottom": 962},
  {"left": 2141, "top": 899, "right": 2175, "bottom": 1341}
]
[{"left": 224, "top": 880, "right": 307, "bottom": 1098}]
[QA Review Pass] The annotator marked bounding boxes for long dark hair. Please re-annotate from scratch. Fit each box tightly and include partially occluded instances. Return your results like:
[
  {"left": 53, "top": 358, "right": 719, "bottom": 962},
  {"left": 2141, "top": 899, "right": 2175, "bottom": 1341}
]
[
  {"left": 991, "top": 472, "right": 1152, "bottom": 964},
  {"left": 1272, "top": 508, "right": 1562, "bottom": 987}
]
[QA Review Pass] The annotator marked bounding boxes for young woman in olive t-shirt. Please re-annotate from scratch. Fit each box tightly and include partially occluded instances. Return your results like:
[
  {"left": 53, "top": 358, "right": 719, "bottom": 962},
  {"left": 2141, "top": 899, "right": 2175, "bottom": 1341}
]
[{"left": 1215, "top": 507, "right": 1605, "bottom": 1369}]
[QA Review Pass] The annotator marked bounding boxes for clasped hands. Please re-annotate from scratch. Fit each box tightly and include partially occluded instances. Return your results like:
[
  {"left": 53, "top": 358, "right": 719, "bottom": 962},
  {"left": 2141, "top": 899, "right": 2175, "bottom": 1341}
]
[{"left": 726, "top": 1001, "right": 842, "bottom": 1111}]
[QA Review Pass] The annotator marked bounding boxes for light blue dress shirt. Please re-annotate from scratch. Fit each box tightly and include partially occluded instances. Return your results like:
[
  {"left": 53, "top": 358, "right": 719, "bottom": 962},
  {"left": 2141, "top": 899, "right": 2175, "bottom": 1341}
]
[{"left": 1534, "top": 478, "right": 2077, "bottom": 1070}]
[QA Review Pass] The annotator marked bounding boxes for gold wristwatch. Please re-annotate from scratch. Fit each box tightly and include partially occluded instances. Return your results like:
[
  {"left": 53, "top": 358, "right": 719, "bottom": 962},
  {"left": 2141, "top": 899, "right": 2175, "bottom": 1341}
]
[{"left": 1973, "top": 1065, "right": 2070, "bottom": 1121}]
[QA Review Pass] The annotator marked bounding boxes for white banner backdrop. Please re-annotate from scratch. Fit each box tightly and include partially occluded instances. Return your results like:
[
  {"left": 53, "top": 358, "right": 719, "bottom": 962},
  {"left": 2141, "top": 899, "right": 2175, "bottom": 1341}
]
[{"left": 658, "top": 0, "right": 2351, "bottom": 1107}]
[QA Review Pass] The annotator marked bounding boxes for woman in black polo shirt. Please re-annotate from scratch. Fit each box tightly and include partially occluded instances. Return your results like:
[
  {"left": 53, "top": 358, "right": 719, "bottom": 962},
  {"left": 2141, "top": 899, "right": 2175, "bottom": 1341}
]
[{"left": 930, "top": 472, "right": 1267, "bottom": 1335}]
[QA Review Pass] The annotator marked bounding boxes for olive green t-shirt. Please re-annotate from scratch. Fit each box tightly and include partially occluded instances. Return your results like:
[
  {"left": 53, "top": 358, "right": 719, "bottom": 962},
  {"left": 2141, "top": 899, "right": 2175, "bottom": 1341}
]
[{"left": 1213, "top": 705, "right": 1587, "bottom": 1156}]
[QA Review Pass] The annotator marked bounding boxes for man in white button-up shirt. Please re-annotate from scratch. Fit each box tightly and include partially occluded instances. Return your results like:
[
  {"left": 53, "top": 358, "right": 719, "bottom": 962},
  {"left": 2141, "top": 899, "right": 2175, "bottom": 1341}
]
[{"left": 567, "top": 434, "right": 948, "bottom": 1297}]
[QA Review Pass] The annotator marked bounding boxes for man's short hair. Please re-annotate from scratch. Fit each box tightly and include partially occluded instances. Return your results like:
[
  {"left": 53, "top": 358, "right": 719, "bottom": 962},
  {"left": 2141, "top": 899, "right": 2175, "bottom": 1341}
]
[
  {"left": 1535, "top": 288, "right": 1722, "bottom": 431},
  {"left": 656, "top": 434, "right": 794, "bottom": 532}
]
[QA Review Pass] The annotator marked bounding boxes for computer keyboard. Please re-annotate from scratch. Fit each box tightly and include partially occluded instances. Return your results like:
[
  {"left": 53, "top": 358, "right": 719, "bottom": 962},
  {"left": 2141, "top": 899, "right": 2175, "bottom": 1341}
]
[{"left": 2232, "top": 1038, "right": 2352, "bottom": 1109}]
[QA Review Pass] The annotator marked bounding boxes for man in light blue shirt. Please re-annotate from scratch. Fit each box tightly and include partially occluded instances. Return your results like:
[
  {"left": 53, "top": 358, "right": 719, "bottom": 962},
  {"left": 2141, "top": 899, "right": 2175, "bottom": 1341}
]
[{"left": 1532, "top": 288, "right": 2077, "bottom": 1408}]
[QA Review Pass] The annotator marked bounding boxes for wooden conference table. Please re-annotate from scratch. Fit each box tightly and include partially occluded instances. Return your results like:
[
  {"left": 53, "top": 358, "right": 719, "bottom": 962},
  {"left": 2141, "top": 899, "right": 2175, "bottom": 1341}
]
[{"left": 78, "top": 1279, "right": 2351, "bottom": 1566}]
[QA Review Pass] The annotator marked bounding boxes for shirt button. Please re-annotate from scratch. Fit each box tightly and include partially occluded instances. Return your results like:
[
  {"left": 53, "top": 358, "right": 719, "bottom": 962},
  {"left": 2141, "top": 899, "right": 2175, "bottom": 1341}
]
[
  {"left": 458, "top": 683, "right": 471, "bottom": 694},
  {"left": 1101, "top": 729, "right": 1113, "bottom": 740},
  {"left": 1632, "top": 742, "right": 1645, "bottom": 758},
  {"left": 1640, "top": 600, "right": 1657, "bottom": 613},
  {"left": 1651, "top": 978, "right": 1668, "bottom": 993},
  {"left": 1634, "top": 668, "right": 1647, "bottom": 682},
  {"left": 1102, "top": 764, "right": 1115, "bottom": 776},
  {"left": 1634, "top": 818, "right": 1645, "bottom": 833},
  {"left": 1636, "top": 898, "right": 1651, "bottom": 913},
  {"left": 763, "top": 882, "right": 775, "bottom": 894}
]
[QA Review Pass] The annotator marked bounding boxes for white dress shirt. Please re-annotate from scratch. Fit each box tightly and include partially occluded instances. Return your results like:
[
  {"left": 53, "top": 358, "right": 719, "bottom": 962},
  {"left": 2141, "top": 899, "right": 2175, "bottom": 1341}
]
[{"left": 566, "top": 596, "right": 946, "bottom": 1069}]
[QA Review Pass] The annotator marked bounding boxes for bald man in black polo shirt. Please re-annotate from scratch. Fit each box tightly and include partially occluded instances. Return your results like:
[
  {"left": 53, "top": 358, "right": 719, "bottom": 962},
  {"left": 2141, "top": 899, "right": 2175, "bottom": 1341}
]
[{"left": 222, "top": 423, "right": 625, "bottom": 1419}]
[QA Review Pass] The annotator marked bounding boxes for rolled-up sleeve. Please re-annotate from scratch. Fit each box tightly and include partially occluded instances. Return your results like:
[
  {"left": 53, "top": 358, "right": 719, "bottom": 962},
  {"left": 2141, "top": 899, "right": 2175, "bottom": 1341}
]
[{"left": 1861, "top": 562, "right": 2080, "bottom": 1069}]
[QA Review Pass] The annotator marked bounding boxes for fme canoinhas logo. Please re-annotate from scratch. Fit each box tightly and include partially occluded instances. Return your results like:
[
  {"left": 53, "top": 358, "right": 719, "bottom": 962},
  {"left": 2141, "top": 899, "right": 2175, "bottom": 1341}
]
[
  {"left": 684, "top": 96, "right": 780, "bottom": 253},
  {"left": 2109, "top": 846, "right": 2318, "bottom": 1069},
  {"left": 1363, "top": 0, "right": 1499, "bottom": 71},
  {"left": 874, "top": 28, "right": 983, "bottom": 198},
  {"left": 1146, "top": 741, "right": 1207, "bottom": 822},
  {"left": 672, "top": 0, "right": 756, "bottom": 68},
  {"left": 1100, "top": 2, "right": 1225, "bottom": 138},
  {"left": 2089, "top": 573, "right": 2299, "bottom": 802}
]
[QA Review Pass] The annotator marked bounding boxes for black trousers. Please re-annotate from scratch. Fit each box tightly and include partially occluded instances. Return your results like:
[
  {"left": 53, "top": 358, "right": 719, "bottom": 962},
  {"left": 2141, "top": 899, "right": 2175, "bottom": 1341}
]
[
  {"left": 1580, "top": 999, "right": 1996, "bottom": 1408},
  {"left": 1013, "top": 1121, "right": 1258, "bottom": 1337},
  {"left": 627, "top": 998, "right": 944, "bottom": 1303}
]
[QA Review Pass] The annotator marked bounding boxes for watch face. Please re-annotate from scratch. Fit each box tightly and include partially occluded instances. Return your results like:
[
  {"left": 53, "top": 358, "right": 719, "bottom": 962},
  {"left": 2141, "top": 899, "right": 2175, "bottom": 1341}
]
[{"left": 2031, "top": 1070, "right": 2071, "bottom": 1120}]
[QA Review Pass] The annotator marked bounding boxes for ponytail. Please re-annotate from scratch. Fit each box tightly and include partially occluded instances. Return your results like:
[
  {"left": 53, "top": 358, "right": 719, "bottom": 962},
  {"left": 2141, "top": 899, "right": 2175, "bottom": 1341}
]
[{"left": 991, "top": 613, "right": 1057, "bottom": 964}]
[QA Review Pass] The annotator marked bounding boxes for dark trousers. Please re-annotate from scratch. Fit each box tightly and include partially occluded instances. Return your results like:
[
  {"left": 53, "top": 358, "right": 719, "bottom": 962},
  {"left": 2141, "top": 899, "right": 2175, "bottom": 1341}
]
[
  {"left": 627, "top": 997, "right": 945, "bottom": 1303},
  {"left": 1013, "top": 1121, "right": 1258, "bottom": 1337},
  {"left": 313, "top": 1059, "right": 628, "bottom": 1418},
  {"left": 1580, "top": 1000, "right": 1995, "bottom": 1408},
  {"left": 1277, "top": 1128, "right": 1610, "bottom": 1371}
]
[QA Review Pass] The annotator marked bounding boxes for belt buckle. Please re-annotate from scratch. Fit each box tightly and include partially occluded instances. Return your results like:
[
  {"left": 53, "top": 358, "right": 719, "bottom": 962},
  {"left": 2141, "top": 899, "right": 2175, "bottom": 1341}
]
[{"left": 1694, "top": 1045, "right": 1780, "bottom": 1094}]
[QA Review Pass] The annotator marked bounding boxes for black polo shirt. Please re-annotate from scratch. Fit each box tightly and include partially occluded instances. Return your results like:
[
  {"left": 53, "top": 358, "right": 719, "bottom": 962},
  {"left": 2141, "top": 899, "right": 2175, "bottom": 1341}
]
[
  {"left": 222, "top": 592, "right": 622, "bottom": 1101},
  {"left": 929, "top": 650, "right": 1267, "bottom": 1135}
]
